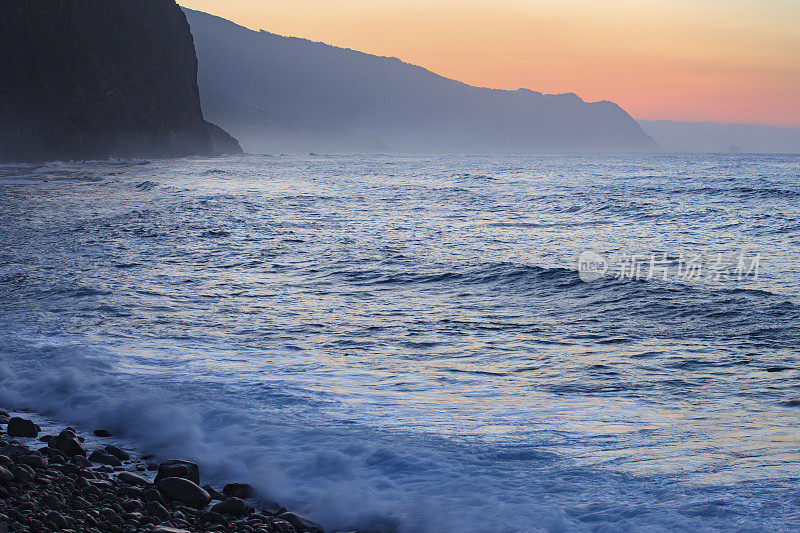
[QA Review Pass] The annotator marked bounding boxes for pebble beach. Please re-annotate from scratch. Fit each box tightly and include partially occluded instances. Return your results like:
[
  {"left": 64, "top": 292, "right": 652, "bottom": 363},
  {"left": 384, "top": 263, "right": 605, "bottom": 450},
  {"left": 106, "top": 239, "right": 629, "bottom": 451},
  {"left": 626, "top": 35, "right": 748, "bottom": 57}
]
[{"left": 0, "top": 410, "right": 325, "bottom": 533}]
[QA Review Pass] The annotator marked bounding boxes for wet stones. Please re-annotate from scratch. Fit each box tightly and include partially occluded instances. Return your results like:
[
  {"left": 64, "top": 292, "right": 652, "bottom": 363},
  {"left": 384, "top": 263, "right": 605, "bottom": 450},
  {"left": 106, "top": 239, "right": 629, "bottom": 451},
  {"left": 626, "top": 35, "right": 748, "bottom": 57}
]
[
  {"left": 6, "top": 418, "right": 37, "bottom": 438},
  {"left": 49, "top": 429, "right": 86, "bottom": 457},
  {"left": 12, "top": 465, "right": 34, "bottom": 483},
  {"left": 0, "top": 408, "right": 317, "bottom": 533},
  {"left": 14, "top": 454, "right": 45, "bottom": 470},
  {"left": 278, "top": 512, "right": 326, "bottom": 533},
  {"left": 157, "top": 477, "right": 211, "bottom": 509},
  {"left": 104, "top": 444, "right": 129, "bottom": 461},
  {"left": 223, "top": 481, "right": 254, "bottom": 499},
  {"left": 203, "top": 484, "right": 225, "bottom": 500},
  {"left": 146, "top": 500, "right": 171, "bottom": 521},
  {"left": 45, "top": 510, "right": 68, "bottom": 529},
  {"left": 117, "top": 471, "right": 152, "bottom": 487},
  {"left": 155, "top": 459, "right": 200, "bottom": 485},
  {"left": 0, "top": 446, "right": 28, "bottom": 458},
  {"left": 210, "top": 496, "right": 253, "bottom": 517},
  {"left": 117, "top": 484, "right": 144, "bottom": 499},
  {"left": 88, "top": 449, "right": 122, "bottom": 467}
]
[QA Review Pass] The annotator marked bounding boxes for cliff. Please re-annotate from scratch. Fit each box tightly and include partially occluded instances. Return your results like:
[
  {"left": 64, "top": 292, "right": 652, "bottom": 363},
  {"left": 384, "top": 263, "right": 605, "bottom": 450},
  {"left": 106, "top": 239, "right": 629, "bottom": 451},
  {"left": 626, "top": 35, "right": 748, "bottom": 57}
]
[
  {"left": 205, "top": 121, "right": 244, "bottom": 156},
  {"left": 184, "top": 8, "right": 657, "bottom": 153},
  {"left": 0, "top": 0, "right": 240, "bottom": 162}
]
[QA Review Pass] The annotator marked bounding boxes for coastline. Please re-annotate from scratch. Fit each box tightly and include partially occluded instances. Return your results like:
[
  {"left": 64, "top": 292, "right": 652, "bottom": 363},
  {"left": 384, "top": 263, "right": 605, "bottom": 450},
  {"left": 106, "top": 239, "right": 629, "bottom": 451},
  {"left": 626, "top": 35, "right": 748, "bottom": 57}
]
[{"left": 0, "top": 408, "right": 325, "bottom": 533}]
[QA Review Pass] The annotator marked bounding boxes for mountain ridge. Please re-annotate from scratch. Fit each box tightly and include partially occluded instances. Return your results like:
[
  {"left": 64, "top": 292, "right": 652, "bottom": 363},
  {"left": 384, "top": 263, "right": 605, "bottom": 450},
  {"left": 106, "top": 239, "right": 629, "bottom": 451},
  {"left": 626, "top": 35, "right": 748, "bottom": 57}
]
[{"left": 184, "top": 8, "right": 656, "bottom": 153}]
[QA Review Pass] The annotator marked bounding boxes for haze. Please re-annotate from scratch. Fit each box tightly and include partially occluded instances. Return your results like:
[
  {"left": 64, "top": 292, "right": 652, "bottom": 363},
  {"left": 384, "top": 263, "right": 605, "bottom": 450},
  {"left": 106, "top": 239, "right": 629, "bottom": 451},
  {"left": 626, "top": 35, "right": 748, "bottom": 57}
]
[{"left": 178, "top": 0, "right": 799, "bottom": 127}]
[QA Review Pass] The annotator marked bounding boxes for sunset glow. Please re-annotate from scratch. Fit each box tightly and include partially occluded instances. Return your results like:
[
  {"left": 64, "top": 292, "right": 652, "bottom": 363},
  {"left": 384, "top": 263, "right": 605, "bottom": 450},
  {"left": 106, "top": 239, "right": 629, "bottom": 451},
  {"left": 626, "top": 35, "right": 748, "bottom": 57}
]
[{"left": 179, "top": 0, "right": 800, "bottom": 126}]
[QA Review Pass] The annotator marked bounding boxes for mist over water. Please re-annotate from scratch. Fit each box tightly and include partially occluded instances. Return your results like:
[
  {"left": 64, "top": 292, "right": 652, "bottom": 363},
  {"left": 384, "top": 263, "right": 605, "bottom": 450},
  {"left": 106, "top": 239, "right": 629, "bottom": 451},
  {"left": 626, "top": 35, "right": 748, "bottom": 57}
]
[{"left": 1, "top": 153, "right": 799, "bottom": 531}]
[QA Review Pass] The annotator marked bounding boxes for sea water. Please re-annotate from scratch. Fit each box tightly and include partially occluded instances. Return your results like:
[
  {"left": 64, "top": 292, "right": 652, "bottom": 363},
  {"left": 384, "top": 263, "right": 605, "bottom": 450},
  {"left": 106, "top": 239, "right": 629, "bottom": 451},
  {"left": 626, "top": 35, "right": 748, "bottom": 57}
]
[{"left": 1, "top": 153, "right": 799, "bottom": 532}]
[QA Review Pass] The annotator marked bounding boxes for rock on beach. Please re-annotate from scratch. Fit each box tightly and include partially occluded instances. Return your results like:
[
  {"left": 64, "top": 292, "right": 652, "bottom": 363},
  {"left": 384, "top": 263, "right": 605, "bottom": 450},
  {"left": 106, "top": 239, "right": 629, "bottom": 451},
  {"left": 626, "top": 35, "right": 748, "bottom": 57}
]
[
  {"left": 223, "top": 482, "right": 255, "bottom": 499},
  {"left": 210, "top": 497, "right": 254, "bottom": 517},
  {"left": 49, "top": 429, "right": 87, "bottom": 457},
  {"left": 155, "top": 459, "right": 200, "bottom": 485},
  {"left": 6, "top": 418, "right": 38, "bottom": 438},
  {"left": 88, "top": 449, "right": 122, "bottom": 467},
  {"left": 157, "top": 477, "right": 211, "bottom": 509}
]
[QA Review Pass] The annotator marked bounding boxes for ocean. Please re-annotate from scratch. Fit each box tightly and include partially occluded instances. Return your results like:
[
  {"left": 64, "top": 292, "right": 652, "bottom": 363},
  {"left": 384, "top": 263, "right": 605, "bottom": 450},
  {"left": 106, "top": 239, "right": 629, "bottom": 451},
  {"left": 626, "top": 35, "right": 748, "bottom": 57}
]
[{"left": 1, "top": 153, "right": 799, "bottom": 532}]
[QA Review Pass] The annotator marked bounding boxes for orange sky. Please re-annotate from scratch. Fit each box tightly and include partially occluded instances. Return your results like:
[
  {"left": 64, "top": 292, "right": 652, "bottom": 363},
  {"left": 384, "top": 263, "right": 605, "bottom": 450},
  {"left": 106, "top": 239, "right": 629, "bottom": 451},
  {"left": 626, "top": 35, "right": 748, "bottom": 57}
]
[{"left": 179, "top": 0, "right": 800, "bottom": 126}]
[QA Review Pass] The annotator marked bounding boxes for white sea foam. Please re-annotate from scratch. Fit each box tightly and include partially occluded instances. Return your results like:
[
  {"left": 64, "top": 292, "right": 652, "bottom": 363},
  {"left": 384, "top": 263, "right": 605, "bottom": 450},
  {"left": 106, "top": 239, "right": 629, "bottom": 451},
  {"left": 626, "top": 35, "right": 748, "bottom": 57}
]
[{"left": 0, "top": 339, "right": 577, "bottom": 532}]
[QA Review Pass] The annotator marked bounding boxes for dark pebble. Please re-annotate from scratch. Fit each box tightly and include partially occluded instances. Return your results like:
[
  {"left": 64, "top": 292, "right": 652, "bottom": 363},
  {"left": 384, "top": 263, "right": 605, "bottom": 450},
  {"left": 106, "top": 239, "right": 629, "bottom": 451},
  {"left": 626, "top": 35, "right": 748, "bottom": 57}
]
[
  {"left": 72, "top": 455, "right": 91, "bottom": 468},
  {"left": 223, "top": 481, "right": 254, "bottom": 499},
  {"left": 205, "top": 510, "right": 228, "bottom": 525},
  {"left": 279, "top": 511, "right": 325, "bottom": 533},
  {"left": 6, "top": 418, "right": 38, "bottom": 438},
  {"left": 0, "top": 466, "right": 12, "bottom": 484},
  {"left": 117, "top": 471, "right": 152, "bottom": 487},
  {"left": 143, "top": 487, "right": 166, "bottom": 504},
  {"left": 157, "top": 476, "right": 211, "bottom": 509},
  {"left": 13, "top": 465, "right": 34, "bottom": 482},
  {"left": 47, "top": 510, "right": 69, "bottom": 529},
  {"left": 203, "top": 484, "right": 225, "bottom": 500},
  {"left": 122, "top": 498, "right": 144, "bottom": 512},
  {"left": 154, "top": 459, "right": 199, "bottom": 485},
  {"left": 50, "top": 430, "right": 87, "bottom": 457},
  {"left": 88, "top": 450, "right": 122, "bottom": 467},
  {"left": 145, "top": 500, "right": 171, "bottom": 521},
  {"left": 104, "top": 444, "right": 129, "bottom": 461},
  {"left": 0, "top": 445, "right": 28, "bottom": 457},
  {"left": 211, "top": 497, "right": 253, "bottom": 517},
  {"left": 118, "top": 485, "right": 144, "bottom": 499},
  {"left": 41, "top": 493, "right": 61, "bottom": 509},
  {"left": 15, "top": 454, "right": 46, "bottom": 469}
]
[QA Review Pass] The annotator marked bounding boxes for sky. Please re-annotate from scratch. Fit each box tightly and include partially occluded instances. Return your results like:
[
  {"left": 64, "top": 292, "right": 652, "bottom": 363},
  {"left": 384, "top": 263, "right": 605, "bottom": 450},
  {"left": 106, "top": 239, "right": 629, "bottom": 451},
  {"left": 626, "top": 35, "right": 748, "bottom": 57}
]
[{"left": 178, "top": 0, "right": 800, "bottom": 127}]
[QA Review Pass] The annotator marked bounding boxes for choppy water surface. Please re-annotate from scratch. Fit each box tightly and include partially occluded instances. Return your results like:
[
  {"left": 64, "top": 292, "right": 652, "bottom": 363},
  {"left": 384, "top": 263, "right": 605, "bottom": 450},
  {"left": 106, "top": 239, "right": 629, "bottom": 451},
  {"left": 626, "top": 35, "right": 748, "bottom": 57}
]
[{"left": 1, "top": 153, "right": 800, "bottom": 532}]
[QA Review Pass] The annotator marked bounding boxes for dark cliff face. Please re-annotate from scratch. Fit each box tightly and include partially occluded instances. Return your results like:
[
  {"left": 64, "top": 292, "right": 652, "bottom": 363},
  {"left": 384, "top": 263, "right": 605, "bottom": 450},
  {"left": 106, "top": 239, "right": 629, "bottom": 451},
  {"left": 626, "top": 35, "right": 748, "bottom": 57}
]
[
  {"left": 0, "top": 0, "right": 214, "bottom": 162},
  {"left": 205, "top": 121, "right": 244, "bottom": 156}
]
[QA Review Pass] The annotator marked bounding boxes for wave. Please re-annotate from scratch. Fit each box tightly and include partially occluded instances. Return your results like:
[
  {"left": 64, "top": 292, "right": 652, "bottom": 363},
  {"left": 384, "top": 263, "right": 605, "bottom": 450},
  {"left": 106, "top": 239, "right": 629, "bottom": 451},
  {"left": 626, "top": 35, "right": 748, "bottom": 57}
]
[
  {"left": 330, "top": 262, "right": 582, "bottom": 288},
  {"left": 320, "top": 260, "right": 800, "bottom": 352},
  {"left": 329, "top": 259, "right": 794, "bottom": 302},
  {"left": 689, "top": 186, "right": 800, "bottom": 200},
  {"left": 2, "top": 336, "right": 799, "bottom": 531},
  {"left": 0, "top": 339, "right": 577, "bottom": 532}
]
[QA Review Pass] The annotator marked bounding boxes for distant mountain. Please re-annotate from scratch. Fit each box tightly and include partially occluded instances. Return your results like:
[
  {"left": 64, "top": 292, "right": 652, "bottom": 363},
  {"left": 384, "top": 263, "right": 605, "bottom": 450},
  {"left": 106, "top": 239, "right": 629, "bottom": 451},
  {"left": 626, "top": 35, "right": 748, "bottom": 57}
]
[
  {"left": 638, "top": 120, "right": 800, "bottom": 154},
  {"left": 0, "top": 0, "right": 241, "bottom": 163},
  {"left": 183, "top": 8, "right": 656, "bottom": 154}
]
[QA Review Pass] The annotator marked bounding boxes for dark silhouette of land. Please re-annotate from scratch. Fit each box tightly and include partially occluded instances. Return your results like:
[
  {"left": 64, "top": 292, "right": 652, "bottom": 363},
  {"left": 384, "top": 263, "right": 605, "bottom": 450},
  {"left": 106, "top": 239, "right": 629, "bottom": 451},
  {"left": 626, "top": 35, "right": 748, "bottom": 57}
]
[
  {"left": 183, "top": 8, "right": 657, "bottom": 154},
  {"left": 0, "top": 0, "right": 241, "bottom": 163}
]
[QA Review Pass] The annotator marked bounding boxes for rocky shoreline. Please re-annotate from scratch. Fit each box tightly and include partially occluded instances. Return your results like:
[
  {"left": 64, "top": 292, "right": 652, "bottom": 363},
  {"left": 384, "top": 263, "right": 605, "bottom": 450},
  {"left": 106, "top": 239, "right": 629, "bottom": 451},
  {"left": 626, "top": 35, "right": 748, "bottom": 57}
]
[{"left": 0, "top": 409, "right": 325, "bottom": 533}]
